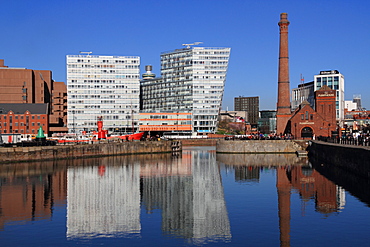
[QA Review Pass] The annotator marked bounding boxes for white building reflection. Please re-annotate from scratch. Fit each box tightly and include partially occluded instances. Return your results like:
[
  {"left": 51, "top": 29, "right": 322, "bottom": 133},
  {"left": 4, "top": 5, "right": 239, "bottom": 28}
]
[
  {"left": 191, "top": 148, "right": 231, "bottom": 243},
  {"left": 141, "top": 147, "right": 231, "bottom": 243},
  {"left": 67, "top": 165, "right": 141, "bottom": 239},
  {"left": 66, "top": 148, "right": 231, "bottom": 243}
]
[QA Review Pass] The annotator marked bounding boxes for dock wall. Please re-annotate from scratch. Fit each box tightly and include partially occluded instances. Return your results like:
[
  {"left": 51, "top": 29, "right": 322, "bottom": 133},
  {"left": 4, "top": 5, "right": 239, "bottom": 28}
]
[
  {"left": 308, "top": 141, "right": 370, "bottom": 178},
  {"left": 181, "top": 139, "right": 217, "bottom": 146},
  {"left": 216, "top": 140, "right": 306, "bottom": 153},
  {"left": 0, "top": 141, "right": 181, "bottom": 163}
]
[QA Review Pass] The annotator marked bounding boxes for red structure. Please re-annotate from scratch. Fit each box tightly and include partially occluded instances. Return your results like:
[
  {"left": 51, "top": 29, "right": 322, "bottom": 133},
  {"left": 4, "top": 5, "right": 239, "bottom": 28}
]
[
  {"left": 96, "top": 116, "right": 107, "bottom": 139},
  {"left": 288, "top": 86, "right": 337, "bottom": 139},
  {"left": 276, "top": 13, "right": 291, "bottom": 135}
]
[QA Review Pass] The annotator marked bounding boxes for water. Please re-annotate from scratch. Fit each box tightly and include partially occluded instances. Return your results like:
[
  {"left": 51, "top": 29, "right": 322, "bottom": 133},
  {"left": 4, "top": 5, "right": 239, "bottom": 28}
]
[{"left": 0, "top": 146, "right": 369, "bottom": 246}]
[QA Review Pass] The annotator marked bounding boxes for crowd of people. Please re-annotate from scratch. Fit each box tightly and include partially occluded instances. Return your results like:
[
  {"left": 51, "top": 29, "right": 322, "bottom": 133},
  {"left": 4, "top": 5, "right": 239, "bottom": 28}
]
[
  {"left": 225, "top": 133, "right": 294, "bottom": 140},
  {"left": 319, "top": 133, "right": 370, "bottom": 146}
]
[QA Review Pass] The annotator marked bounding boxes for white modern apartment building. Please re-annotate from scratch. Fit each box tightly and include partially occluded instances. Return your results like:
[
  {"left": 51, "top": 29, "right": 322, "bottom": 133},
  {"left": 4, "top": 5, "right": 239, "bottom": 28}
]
[
  {"left": 314, "top": 70, "right": 345, "bottom": 120},
  {"left": 140, "top": 46, "right": 230, "bottom": 134},
  {"left": 66, "top": 54, "right": 140, "bottom": 134}
]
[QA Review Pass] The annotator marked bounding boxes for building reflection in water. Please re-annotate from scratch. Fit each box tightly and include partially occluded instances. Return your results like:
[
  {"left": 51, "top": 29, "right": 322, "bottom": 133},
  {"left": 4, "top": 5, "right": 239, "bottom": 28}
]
[
  {"left": 66, "top": 149, "right": 231, "bottom": 243},
  {"left": 2, "top": 149, "right": 366, "bottom": 244},
  {"left": 0, "top": 161, "right": 67, "bottom": 230},
  {"left": 141, "top": 146, "right": 231, "bottom": 244},
  {"left": 66, "top": 163, "right": 141, "bottom": 238},
  {"left": 217, "top": 153, "right": 346, "bottom": 247}
]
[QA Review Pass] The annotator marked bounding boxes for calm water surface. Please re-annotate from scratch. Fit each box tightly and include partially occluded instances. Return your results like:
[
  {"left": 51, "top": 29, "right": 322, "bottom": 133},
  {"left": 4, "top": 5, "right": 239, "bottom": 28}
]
[{"left": 0, "top": 146, "right": 369, "bottom": 246}]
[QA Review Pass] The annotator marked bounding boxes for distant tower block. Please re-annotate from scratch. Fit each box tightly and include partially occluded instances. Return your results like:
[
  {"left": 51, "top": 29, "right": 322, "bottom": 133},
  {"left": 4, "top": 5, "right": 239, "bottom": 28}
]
[
  {"left": 276, "top": 13, "right": 291, "bottom": 135},
  {"left": 353, "top": 94, "right": 362, "bottom": 110}
]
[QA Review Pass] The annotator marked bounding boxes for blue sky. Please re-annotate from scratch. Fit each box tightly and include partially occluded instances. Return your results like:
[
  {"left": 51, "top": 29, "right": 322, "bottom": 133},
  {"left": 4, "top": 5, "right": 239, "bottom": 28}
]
[{"left": 1, "top": 0, "right": 369, "bottom": 110}]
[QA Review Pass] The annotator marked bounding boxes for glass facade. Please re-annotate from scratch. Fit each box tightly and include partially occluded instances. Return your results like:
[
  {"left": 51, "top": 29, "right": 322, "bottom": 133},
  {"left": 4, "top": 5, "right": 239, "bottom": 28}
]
[{"left": 66, "top": 54, "right": 140, "bottom": 134}]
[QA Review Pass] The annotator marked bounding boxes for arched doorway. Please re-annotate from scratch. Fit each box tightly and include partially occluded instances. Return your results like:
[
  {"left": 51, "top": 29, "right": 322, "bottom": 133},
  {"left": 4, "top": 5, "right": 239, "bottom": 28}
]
[{"left": 301, "top": 127, "right": 313, "bottom": 139}]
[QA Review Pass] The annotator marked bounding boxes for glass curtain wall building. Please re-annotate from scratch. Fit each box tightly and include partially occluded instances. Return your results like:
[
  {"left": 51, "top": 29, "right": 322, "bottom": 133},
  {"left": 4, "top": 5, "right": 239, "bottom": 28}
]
[
  {"left": 66, "top": 54, "right": 140, "bottom": 134},
  {"left": 141, "top": 46, "right": 230, "bottom": 134}
]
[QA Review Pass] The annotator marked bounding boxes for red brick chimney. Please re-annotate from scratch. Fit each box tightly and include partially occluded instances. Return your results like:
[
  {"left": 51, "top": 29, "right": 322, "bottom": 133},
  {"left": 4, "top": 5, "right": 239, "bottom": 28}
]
[
  {"left": 276, "top": 13, "right": 291, "bottom": 135},
  {"left": 0, "top": 59, "right": 8, "bottom": 67}
]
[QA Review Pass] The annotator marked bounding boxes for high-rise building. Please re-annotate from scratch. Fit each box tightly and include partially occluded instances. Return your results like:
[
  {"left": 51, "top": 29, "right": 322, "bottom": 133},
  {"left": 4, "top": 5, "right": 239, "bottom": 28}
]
[
  {"left": 234, "top": 96, "right": 259, "bottom": 125},
  {"left": 140, "top": 46, "right": 230, "bottom": 134},
  {"left": 66, "top": 54, "right": 140, "bottom": 134},
  {"left": 291, "top": 81, "right": 314, "bottom": 111},
  {"left": 313, "top": 70, "right": 344, "bottom": 120}
]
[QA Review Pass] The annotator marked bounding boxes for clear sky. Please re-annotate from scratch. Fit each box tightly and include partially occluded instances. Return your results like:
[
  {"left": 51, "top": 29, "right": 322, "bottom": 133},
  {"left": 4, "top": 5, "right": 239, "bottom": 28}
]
[{"left": 1, "top": 0, "right": 369, "bottom": 110}]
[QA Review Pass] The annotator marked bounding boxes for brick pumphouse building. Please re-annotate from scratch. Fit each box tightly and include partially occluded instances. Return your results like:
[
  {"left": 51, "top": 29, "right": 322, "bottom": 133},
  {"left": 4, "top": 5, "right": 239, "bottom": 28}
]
[{"left": 287, "top": 86, "right": 337, "bottom": 139}]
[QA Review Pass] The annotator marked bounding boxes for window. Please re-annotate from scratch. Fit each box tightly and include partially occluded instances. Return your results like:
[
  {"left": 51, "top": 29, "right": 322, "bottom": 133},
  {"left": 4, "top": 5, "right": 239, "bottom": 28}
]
[
  {"left": 328, "top": 77, "right": 333, "bottom": 87},
  {"left": 322, "top": 77, "right": 327, "bottom": 86},
  {"left": 305, "top": 111, "right": 309, "bottom": 120}
]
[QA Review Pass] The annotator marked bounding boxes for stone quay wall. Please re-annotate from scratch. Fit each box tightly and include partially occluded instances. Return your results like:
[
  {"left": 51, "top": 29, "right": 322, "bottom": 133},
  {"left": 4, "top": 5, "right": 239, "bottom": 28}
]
[
  {"left": 308, "top": 141, "right": 370, "bottom": 178},
  {"left": 216, "top": 140, "right": 306, "bottom": 153},
  {"left": 0, "top": 141, "right": 181, "bottom": 163},
  {"left": 181, "top": 139, "right": 217, "bottom": 146}
]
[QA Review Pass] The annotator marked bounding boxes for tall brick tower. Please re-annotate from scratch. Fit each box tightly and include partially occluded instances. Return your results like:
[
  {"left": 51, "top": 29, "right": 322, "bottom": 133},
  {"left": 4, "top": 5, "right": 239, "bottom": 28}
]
[{"left": 276, "top": 13, "right": 291, "bottom": 135}]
